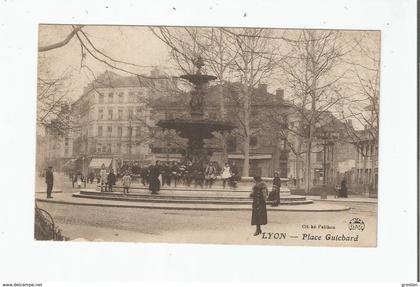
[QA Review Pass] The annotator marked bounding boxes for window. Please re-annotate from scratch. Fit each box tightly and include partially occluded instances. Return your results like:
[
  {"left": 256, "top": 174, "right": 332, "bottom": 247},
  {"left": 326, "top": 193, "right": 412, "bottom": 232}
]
[
  {"left": 250, "top": 136, "right": 258, "bottom": 147},
  {"left": 129, "top": 91, "right": 135, "bottom": 103},
  {"left": 98, "top": 109, "right": 104, "bottom": 120},
  {"left": 107, "top": 143, "right": 112, "bottom": 153},
  {"left": 116, "top": 143, "right": 121, "bottom": 153},
  {"left": 98, "top": 126, "right": 103, "bottom": 137},
  {"left": 64, "top": 148, "right": 68, "bottom": 156},
  {"left": 118, "top": 92, "right": 124, "bottom": 103},
  {"left": 128, "top": 108, "right": 133, "bottom": 120},
  {"left": 108, "top": 92, "right": 114, "bottom": 103},
  {"left": 316, "top": 151, "right": 323, "bottom": 162},
  {"left": 107, "top": 126, "right": 112, "bottom": 136},
  {"left": 118, "top": 126, "right": 123, "bottom": 137},
  {"left": 64, "top": 138, "right": 69, "bottom": 146},
  {"left": 281, "top": 138, "right": 287, "bottom": 150},
  {"left": 108, "top": 109, "right": 113, "bottom": 120},
  {"left": 227, "top": 137, "right": 236, "bottom": 152},
  {"left": 118, "top": 109, "right": 123, "bottom": 120},
  {"left": 98, "top": 94, "right": 104, "bottom": 103},
  {"left": 96, "top": 143, "right": 102, "bottom": 153}
]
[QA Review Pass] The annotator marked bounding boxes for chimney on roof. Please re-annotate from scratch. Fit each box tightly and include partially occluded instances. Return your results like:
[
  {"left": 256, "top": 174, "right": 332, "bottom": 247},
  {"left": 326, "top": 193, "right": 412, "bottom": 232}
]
[
  {"left": 276, "top": 88, "right": 284, "bottom": 101},
  {"left": 346, "top": 119, "right": 353, "bottom": 127}
]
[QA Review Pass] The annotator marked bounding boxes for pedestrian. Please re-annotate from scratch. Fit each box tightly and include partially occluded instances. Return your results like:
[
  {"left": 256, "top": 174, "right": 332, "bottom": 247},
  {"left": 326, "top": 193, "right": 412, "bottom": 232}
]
[
  {"left": 100, "top": 164, "right": 108, "bottom": 192},
  {"left": 107, "top": 169, "right": 116, "bottom": 192},
  {"left": 76, "top": 171, "right": 82, "bottom": 188},
  {"left": 71, "top": 172, "right": 76, "bottom": 188},
  {"left": 45, "top": 166, "right": 54, "bottom": 199},
  {"left": 89, "top": 171, "right": 95, "bottom": 184},
  {"left": 69, "top": 171, "right": 74, "bottom": 187},
  {"left": 140, "top": 165, "right": 149, "bottom": 186},
  {"left": 339, "top": 178, "right": 348, "bottom": 198},
  {"left": 221, "top": 162, "right": 232, "bottom": 188},
  {"left": 250, "top": 176, "right": 268, "bottom": 236},
  {"left": 122, "top": 172, "right": 132, "bottom": 194},
  {"left": 268, "top": 171, "right": 281, "bottom": 206},
  {"left": 178, "top": 161, "right": 187, "bottom": 186},
  {"left": 204, "top": 162, "right": 217, "bottom": 188},
  {"left": 148, "top": 160, "right": 161, "bottom": 194},
  {"left": 185, "top": 160, "right": 194, "bottom": 187},
  {"left": 229, "top": 161, "right": 239, "bottom": 188}
]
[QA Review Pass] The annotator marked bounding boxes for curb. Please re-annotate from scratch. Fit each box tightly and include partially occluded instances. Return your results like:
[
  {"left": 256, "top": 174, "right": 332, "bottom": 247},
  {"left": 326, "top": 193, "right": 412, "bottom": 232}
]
[
  {"left": 35, "top": 198, "right": 350, "bottom": 212},
  {"left": 311, "top": 199, "right": 377, "bottom": 204}
]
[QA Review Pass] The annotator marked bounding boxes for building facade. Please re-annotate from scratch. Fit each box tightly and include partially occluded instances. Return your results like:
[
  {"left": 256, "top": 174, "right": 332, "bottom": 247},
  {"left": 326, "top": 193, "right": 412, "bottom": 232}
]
[{"left": 70, "top": 71, "right": 154, "bottom": 173}]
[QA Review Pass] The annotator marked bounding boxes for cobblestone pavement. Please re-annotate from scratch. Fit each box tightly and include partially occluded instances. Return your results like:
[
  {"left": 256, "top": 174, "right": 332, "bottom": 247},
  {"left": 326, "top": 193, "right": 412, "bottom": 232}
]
[
  {"left": 36, "top": 199, "right": 377, "bottom": 247},
  {"left": 35, "top": 173, "right": 377, "bottom": 246}
]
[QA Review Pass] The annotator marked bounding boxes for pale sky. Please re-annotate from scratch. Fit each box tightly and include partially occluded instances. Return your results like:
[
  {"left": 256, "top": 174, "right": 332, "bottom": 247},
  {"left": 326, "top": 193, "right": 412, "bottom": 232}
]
[
  {"left": 39, "top": 25, "right": 174, "bottom": 100},
  {"left": 38, "top": 24, "right": 380, "bottom": 127}
]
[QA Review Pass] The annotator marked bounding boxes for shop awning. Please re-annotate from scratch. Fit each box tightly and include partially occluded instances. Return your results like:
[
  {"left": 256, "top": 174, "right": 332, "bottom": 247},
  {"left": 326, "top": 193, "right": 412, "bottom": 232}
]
[{"left": 89, "top": 158, "right": 113, "bottom": 169}]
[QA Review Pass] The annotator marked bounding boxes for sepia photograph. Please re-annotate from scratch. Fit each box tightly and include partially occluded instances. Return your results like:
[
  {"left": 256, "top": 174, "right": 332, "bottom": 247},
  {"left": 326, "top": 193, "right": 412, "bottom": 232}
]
[{"left": 34, "top": 24, "right": 380, "bottom": 247}]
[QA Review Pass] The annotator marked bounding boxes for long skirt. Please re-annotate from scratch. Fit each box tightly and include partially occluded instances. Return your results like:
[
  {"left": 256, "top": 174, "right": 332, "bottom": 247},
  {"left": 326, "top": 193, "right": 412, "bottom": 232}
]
[
  {"left": 251, "top": 192, "right": 268, "bottom": 226},
  {"left": 149, "top": 178, "right": 160, "bottom": 192}
]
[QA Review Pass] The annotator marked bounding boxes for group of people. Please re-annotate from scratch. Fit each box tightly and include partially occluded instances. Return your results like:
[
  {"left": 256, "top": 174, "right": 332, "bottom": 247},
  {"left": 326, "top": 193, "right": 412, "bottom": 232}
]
[
  {"left": 98, "top": 165, "right": 132, "bottom": 194},
  {"left": 145, "top": 160, "right": 242, "bottom": 194}
]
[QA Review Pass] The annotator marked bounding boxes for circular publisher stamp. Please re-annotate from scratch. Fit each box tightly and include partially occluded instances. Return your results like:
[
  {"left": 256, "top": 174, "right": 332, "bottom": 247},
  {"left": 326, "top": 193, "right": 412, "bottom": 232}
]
[{"left": 348, "top": 218, "right": 365, "bottom": 231}]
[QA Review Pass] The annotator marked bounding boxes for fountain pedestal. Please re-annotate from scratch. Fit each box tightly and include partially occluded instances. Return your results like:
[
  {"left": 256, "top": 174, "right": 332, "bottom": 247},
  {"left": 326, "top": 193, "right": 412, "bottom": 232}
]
[{"left": 157, "top": 57, "right": 236, "bottom": 165}]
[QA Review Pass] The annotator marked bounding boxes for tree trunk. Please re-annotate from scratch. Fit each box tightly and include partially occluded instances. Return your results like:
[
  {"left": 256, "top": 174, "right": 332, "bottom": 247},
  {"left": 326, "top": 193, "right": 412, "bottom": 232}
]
[
  {"left": 304, "top": 140, "right": 312, "bottom": 194},
  {"left": 295, "top": 138, "right": 303, "bottom": 189},
  {"left": 242, "top": 88, "right": 251, "bottom": 177},
  {"left": 304, "top": 31, "right": 317, "bottom": 194},
  {"left": 219, "top": 83, "right": 228, "bottom": 163}
]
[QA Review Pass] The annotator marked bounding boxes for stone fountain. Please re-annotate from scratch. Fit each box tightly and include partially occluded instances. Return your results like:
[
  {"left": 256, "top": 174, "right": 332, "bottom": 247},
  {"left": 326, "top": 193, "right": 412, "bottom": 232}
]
[{"left": 157, "top": 57, "right": 237, "bottom": 164}]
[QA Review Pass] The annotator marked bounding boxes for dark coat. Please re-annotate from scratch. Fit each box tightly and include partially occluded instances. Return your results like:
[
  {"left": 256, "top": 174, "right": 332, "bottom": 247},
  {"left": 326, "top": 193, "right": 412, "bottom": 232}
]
[
  {"left": 339, "top": 179, "right": 348, "bottom": 198},
  {"left": 107, "top": 172, "right": 117, "bottom": 185},
  {"left": 272, "top": 176, "right": 281, "bottom": 188},
  {"left": 268, "top": 177, "right": 281, "bottom": 206},
  {"left": 230, "top": 164, "right": 239, "bottom": 180},
  {"left": 148, "top": 165, "right": 161, "bottom": 192},
  {"left": 250, "top": 182, "right": 268, "bottom": 225},
  {"left": 45, "top": 170, "right": 54, "bottom": 186}
]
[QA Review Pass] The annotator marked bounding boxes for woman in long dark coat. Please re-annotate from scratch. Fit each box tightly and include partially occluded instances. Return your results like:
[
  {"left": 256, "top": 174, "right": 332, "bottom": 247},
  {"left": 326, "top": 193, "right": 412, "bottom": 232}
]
[
  {"left": 268, "top": 171, "right": 281, "bottom": 207},
  {"left": 250, "top": 176, "right": 268, "bottom": 236},
  {"left": 339, "top": 178, "right": 348, "bottom": 198},
  {"left": 148, "top": 161, "right": 161, "bottom": 194}
]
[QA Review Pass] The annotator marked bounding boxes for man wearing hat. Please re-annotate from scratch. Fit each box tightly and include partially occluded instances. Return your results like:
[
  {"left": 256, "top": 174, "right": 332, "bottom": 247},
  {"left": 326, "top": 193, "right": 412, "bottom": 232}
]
[{"left": 45, "top": 166, "right": 54, "bottom": 199}]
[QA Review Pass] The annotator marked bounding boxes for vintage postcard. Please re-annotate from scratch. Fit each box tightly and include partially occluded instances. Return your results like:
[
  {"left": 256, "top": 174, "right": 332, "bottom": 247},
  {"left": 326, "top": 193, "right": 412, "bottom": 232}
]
[{"left": 35, "top": 24, "right": 379, "bottom": 247}]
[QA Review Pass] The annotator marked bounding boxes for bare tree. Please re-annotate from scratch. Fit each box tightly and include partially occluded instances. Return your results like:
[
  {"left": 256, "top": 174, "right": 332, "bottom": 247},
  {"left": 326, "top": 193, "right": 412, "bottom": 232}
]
[
  {"left": 152, "top": 27, "right": 282, "bottom": 176},
  {"left": 38, "top": 25, "right": 84, "bottom": 53},
  {"left": 37, "top": 55, "right": 74, "bottom": 136},
  {"left": 339, "top": 32, "right": 380, "bottom": 189},
  {"left": 341, "top": 32, "right": 380, "bottom": 144},
  {"left": 278, "top": 30, "right": 352, "bottom": 193}
]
